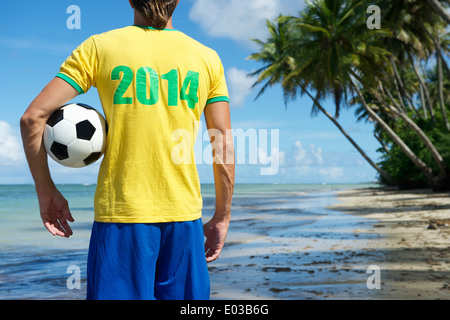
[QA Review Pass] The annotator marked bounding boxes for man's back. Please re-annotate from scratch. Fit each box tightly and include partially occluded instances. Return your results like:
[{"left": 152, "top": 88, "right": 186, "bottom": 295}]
[{"left": 57, "top": 25, "right": 229, "bottom": 223}]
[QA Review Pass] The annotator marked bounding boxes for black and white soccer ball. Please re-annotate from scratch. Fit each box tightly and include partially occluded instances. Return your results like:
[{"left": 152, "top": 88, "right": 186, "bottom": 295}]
[{"left": 43, "top": 103, "right": 107, "bottom": 168}]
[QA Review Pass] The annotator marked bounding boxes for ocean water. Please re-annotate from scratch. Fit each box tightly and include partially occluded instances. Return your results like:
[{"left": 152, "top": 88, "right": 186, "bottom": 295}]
[{"left": 0, "top": 183, "right": 377, "bottom": 300}]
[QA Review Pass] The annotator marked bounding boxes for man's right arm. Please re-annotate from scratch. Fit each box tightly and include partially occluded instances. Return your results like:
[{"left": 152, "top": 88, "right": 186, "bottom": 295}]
[{"left": 203, "top": 100, "right": 235, "bottom": 262}]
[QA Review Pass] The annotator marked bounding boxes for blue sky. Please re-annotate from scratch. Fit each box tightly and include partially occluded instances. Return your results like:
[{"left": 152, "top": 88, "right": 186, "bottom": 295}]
[{"left": 0, "top": 0, "right": 380, "bottom": 185}]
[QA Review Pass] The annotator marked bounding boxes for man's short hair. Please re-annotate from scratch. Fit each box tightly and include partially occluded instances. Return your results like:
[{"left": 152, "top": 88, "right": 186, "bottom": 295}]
[{"left": 130, "top": 0, "right": 178, "bottom": 29}]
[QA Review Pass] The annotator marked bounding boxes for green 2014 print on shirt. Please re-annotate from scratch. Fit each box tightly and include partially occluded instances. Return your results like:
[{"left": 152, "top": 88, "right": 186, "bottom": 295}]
[{"left": 111, "top": 66, "right": 199, "bottom": 109}]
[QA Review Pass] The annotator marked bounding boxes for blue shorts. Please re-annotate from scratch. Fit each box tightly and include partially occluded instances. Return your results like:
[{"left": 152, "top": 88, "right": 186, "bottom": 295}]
[{"left": 86, "top": 219, "right": 210, "bottom": 300}]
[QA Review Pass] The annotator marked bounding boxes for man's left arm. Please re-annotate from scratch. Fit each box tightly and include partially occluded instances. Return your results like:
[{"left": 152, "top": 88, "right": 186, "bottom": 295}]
[
  {"left": 203, "top": 100, "right": 235, "bottom": 262},
  {"left": 20, "top": 77, "right": 79, "bottom": 238}
]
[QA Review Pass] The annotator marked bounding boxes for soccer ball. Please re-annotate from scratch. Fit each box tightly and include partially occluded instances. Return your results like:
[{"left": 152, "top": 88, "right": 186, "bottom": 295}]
[{"left": 43, "top": 103, "right": 107, "bottom": 168}]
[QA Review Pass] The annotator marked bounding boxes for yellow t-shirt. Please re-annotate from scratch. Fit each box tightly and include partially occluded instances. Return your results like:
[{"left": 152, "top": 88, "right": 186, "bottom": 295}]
[{"left": 56, "top": 25, "right": 229, "bottom": 223}]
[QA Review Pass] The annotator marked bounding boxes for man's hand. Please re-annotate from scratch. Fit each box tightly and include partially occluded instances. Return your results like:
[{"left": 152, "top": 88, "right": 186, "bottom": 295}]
[
  {"left": 203, "top": 216, "right": 230, "bottom": 263},
  {"left": 37, "top": 186, "right": 74, "bottom": 238}
]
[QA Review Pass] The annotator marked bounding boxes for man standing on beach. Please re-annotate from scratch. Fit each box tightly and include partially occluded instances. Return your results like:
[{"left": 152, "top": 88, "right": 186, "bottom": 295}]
[{"left": 20, "top": 0, "right": 235, "bottom": 300}]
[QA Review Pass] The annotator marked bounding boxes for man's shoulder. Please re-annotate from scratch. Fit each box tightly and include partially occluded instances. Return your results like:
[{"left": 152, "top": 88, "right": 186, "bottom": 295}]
[
  {"left": 86, "top": 26, "right": 221, "bottom": 61},
  {"left": 175, "top": 31, "right": 218, "bottom": 56},
  {"left": 89, "top": 26, "right": 135, "bottom": 41}
]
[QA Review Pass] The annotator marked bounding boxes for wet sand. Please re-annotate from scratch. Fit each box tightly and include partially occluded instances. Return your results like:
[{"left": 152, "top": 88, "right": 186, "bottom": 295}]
[
  {"left": 329, "top": 188, "right": 450, "bottom": 299},
  {"left": 208, "top": 188, "right": 450, "bottom": 300}
]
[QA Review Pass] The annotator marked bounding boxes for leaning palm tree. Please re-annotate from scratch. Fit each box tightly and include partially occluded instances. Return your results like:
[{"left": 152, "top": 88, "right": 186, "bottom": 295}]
[
  {"left": 295, "top": 0, "right": 449, "bottom": 184},
  {"left": 366, "top": 0, "right": 450, "bottom": 179},
  {"left": 426, "top": 0, "right": 450, "bottom": 24},
  {"left": 284, "top": 0, "right": 442, "bottom": 184},
  {"left": 250, "top": 0, "right": 444, "bottom": 186},
  {"left": 379, "top": 0, "right": 450, "bottom": 130},
  {"left": 248, "top": 15, "right": 394, "bottom": 184}
]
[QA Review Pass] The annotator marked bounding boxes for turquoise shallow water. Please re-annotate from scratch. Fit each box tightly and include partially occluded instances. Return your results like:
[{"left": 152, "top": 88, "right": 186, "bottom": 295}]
[{"left": 0, "top": 183, "right": 377, "bottom": 299}]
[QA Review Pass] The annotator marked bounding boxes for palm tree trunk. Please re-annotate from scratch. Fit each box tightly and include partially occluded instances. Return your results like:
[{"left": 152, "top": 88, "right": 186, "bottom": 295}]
[
  {"left": 351, "top": 82, "right": 435, "bottom": 183},
  {"left": 390, "top": 57, "right": 421, "bottom": 118},
  {"left": 350, "top": 69, "right": 449, "bottom": 180},
  {"left": 425, "top": 31, "right": 450, "bottom": 130},
  {"left": 408, "top": 53, "right": 436, "bottom": 122},
  {"left": 419, "top": 84, "right": 428, "bottom": 119},
  {"left": 303, "top": 89, "right": 395, "bottom": 185},
  {"left": 437, "top": 49, "right": 450, "bottom": 76},
  {"left": 383, "top": 80, "right": 406, "bottom": 113},
  {"left": 435, "top": 36, "right": 450, "bottom": 131},
  {"left": 374, "top": 133, "right": 390, "bottom": 155},
  {"left": 380, "top": 80, "right": 406, "bottom": 112},
  {"left": 426, "top": 0, "right": 450, "bottom": 24}
]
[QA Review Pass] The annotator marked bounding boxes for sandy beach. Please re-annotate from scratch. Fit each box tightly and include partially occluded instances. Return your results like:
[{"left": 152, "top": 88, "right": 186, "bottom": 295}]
[
  {"left": 329, "top": 188, "right": 450, "bottom": 299},
  {"left": 1, "top": 184, "right": 449, "bottom": 300},
  {"left": 208, "top": 187, "right": 450, "bottom": 300}
]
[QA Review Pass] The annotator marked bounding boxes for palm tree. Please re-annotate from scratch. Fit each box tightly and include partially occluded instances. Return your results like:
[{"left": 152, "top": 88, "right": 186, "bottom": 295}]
[
  {"left": 248, "top": 17, "right": 394, "bottom": 184},
  {"left": 435, "top": 34, "right": 450, "bottom": 131},
  {"left": 380, "top": 0, "right": 450, "bottom": 130},
  {"left": 250, "top": 0, "right": 450, "bottom": 187},
  {"left": 282, "top": 0, "right": 440, "bottom": 184},
  {"left": 368, "top": 0, "right": 450, "bottom": 179},
  {"left": 426, "top": 0, "right": 450, "bottom": 24},
  {"left": 428, "top": 64, "right": 450, "bottom": 110},
  {"left": 352, "top": 83, "right": 435, "bottom": 182},
  {"left": 294, "top": 0, "right": 449, "bottom": 183}
]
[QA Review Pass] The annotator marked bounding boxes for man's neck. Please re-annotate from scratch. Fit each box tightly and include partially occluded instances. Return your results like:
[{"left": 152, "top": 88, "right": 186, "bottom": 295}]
[{"left": 134, "top": 12, "right": 174, "bottom": 29}]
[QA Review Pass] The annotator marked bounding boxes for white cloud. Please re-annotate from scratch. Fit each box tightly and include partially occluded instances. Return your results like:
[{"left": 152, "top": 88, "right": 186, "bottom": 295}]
[
  {"left": 0, "top": 37, "right": 74, "bottom": 55},
  {"left": 257, "top": 146, "right": 281, "bottom": 166},
  {"left": 226, "top": 67, "right": 254, "bottom": 107},
  {"left": 0, "top": 121, "right": 25, "bottom": 166},
  {"left": 309, "top": 144, "right": 323, "bottom": 165},
  {"left": 289, "top": 140, "right": 323, "bottom": 167},
  {"left": 319, "top": 166, "right": 344, "bottom": 180},
  {"left": 189, "top": 0, "right": 305, "bottom": 45},
  {"left": 281, "top": 140, "right": 345, "bottom": 181},
  {"left": 257, "top": 147, "right": 280, "bottom": 175},
  {"left": 293, "top": 140, "right": 307, "bottom": 164}
]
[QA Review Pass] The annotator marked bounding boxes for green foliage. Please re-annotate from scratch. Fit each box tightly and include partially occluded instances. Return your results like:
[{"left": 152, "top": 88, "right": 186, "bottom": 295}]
[
  {"left": 249, "top": 0, "right": 450, "bottom": 189},
  {"left": 379, "top": 111, "right": 450, "bottom": 188}
]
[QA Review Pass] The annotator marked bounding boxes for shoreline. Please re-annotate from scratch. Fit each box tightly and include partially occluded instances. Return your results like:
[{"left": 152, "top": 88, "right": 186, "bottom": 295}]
[
  {"left": 327, "top": 187, "right": 450, "bottom": 299},
  {"left": 2, "top": 184, "right": 449, "bottom": 299},
  {"left": 209, "top": 187, "right": 450, "bottom": 300},
  {"left": 208, "top": 189, "right": 383, "bottom": 300}
]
